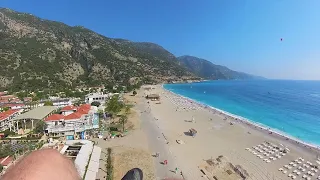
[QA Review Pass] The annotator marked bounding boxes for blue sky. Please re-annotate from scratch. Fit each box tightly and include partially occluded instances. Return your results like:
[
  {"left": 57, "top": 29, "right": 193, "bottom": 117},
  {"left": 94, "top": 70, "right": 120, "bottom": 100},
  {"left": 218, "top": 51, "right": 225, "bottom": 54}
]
[{"left": 1, "top": 0, "right": 319, "bottom": 80}]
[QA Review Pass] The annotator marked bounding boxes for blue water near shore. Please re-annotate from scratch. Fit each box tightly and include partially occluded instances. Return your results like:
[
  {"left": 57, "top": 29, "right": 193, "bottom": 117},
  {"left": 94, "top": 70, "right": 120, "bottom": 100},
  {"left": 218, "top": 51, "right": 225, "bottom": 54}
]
[{"left": 164, "top": 80, "right": 320, "bottom": 146}]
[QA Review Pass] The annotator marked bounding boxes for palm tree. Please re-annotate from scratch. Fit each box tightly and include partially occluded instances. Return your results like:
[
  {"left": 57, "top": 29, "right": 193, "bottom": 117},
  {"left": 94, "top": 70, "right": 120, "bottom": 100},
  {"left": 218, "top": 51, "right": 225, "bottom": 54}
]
[
  {"left": 124, "top": 105, "right": 130, "bottom": 115},
  {"left": 119, "top": 115, "right": 128, "bottom": 132}
]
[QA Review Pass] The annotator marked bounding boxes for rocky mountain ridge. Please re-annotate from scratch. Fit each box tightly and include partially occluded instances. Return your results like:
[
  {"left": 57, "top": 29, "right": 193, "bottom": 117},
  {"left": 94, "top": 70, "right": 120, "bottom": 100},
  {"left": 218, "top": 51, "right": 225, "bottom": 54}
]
[{"left": 0, "top": 8, "right": 196, "bottom": 91}]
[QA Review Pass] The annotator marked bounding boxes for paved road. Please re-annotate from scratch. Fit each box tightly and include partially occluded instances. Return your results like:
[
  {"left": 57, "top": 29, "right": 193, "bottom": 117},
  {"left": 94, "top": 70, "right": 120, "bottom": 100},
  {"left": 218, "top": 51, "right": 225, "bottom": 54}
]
[{"left": 137, "top": 99, "right": 182, "bottom": 180}]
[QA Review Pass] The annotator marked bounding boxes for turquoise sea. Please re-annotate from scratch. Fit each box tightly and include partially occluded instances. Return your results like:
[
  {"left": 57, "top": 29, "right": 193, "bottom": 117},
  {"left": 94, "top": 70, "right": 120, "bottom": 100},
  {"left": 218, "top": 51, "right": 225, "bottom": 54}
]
[{"left": 164, "top": 80, "right": 320, "bottom": 146}]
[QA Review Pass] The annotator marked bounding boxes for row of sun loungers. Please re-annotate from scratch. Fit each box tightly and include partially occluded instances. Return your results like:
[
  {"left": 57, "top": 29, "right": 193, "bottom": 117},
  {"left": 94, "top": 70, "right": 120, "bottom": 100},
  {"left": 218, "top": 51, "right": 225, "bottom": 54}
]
[
  {"left": 245, "top": 141, "right": 289, "bottom": 163},
  {"left": 280, "top": 157, "right": 319, "bottom": 180}
]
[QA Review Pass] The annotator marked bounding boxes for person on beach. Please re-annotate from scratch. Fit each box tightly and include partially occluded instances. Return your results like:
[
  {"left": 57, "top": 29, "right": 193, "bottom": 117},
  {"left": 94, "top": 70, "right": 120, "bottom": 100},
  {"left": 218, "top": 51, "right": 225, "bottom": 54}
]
[
  {"left": 164, "top": 159, "right": 168, "bottom": 165},
  {"left": 175, "top": 167, "right": 179, "bottom": 174}
]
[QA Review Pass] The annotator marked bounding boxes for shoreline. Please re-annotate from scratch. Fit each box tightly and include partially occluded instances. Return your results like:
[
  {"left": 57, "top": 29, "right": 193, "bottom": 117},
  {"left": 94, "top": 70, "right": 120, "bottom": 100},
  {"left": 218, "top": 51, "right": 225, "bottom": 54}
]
[{"left": 161, "top": 84, "right": 320, "bottom": 154}]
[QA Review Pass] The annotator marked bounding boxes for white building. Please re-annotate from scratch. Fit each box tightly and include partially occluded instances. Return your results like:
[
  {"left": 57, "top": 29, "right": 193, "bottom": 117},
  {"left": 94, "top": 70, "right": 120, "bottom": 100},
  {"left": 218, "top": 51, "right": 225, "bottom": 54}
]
[
  {"left": 60, "top": 105, "right": 78, "bottom": 116},
  {"left": 0, "top": 109, "right": 20, "bottom": 131},
  {"left": 85, "top": 93, "right": 109, "bottom": 105},
  {"left": 37, "top": 98, "right": 72, "bottom": 108},
  {"left": 45, "top": 104, "right": 99, "bottom": 139}
]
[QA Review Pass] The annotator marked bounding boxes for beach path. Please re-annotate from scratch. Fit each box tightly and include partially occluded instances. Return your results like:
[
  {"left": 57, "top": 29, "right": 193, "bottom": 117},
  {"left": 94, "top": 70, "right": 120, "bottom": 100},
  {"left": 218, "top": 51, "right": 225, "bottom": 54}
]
[{"left": 137, "top": 96, "right": 183, "bottom": 179}]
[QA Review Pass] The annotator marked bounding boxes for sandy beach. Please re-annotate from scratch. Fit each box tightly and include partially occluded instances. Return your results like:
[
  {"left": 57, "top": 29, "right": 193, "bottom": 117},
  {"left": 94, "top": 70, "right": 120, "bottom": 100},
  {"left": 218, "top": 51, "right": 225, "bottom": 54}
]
[{"left": 143, "top": 84, "right": 320, "bottom": 180}]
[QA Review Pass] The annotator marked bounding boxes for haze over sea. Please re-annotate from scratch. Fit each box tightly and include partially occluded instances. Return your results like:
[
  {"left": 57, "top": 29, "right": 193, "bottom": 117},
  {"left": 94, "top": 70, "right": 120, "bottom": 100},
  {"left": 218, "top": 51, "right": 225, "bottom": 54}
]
[{"left": 164, "top": 80, "right": 320, "bottom": 146}]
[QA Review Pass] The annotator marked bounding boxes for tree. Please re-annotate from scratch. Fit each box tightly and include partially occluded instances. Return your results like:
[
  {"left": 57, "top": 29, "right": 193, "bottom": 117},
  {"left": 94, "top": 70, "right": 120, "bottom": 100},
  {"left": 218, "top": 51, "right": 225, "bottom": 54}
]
[
  {"left": 119, "top": 115, "right": 128, "bottom": 132},
  {"left": 124, "top": 105, "right": 130, "bottom": 115},
  {"left": 91, "top": 101, "right": 101, "bottom": 107},
  {"left": 32, "top": 96, "right": 39, "bottom": 102},
  {"left": 73, "top": 100, "right": 82, "bottom": 106},
  {"left": 105, "top": 95, "right": 123, "bottom": 118},
  {"left": 34, "top": 121, "right": 47, "bottom": 134},
  {"left": 44, "top": 101, "right": 53, "bottom": 106},
  {"left": 2, "top": 107, "right": 10, "bottom": 112},
  {"left": 132, "top": 90, "right": 137, "bottom": 96},
  {"left": 0, "top": 129, "right": 15, "bottom": 137}
]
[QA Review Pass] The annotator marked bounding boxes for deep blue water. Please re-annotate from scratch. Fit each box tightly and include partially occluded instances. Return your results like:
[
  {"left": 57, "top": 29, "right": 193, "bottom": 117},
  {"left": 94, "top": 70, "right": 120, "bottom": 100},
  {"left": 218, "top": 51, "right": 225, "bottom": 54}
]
[{"left": 164, "top": 80, "right": 320, "bottom": 146}]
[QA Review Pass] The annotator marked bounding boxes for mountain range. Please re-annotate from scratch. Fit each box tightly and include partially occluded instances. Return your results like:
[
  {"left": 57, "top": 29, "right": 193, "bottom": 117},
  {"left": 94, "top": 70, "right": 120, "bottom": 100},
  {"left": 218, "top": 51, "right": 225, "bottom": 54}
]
[
  {"left": 0, "top": 8, "right": 259, "bottom": 92},
  {"left": 178, "top": 55, "right": 261, "bottom": 80}
]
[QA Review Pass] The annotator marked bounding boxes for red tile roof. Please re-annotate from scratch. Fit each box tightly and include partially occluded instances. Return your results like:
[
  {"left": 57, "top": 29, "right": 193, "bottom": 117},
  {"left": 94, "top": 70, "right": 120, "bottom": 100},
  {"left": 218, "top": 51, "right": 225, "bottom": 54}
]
[
  {"left": 78, "top": 104, "right": 91, "bottom": 110},
  {"left": 77, "top": 108, "right": 90, "bottom": 114},
  {"left": 64, "top": 112, "right": 83, "bottom": 120},
  {"left": 61, "top": 105, "right": 77, "bottom": 112},
  {"left": 45, "top": 114, "right": 64, "bottom": 122},
  {"left": 0, "top": 156, "right": 13, "bottom": 166},
  {"left": 0, "top": 95, "right": 16, "bottom": 100},
  {"left": 0, "top": 109, "right": 19, "bottom": 121},
  {"left": 1, "top": 103, "right": 25, "bottom": 108}
]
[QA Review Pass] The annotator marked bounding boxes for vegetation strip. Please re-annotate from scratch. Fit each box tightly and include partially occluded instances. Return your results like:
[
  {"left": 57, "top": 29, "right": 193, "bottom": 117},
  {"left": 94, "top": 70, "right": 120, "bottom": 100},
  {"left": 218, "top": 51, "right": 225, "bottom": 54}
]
[{"left": 106, "top": 148, "right": 113, "bottom": 180}]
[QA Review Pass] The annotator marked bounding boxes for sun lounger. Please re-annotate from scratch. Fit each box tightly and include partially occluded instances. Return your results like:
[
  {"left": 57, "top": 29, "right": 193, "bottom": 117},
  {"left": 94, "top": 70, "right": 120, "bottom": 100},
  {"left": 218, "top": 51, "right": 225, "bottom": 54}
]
[
  {"left": 279, "top": 168, "right": 283, "bottom": 171},
  {"left": 302, "top": 174, "right": 307, "bottom": 178}
]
